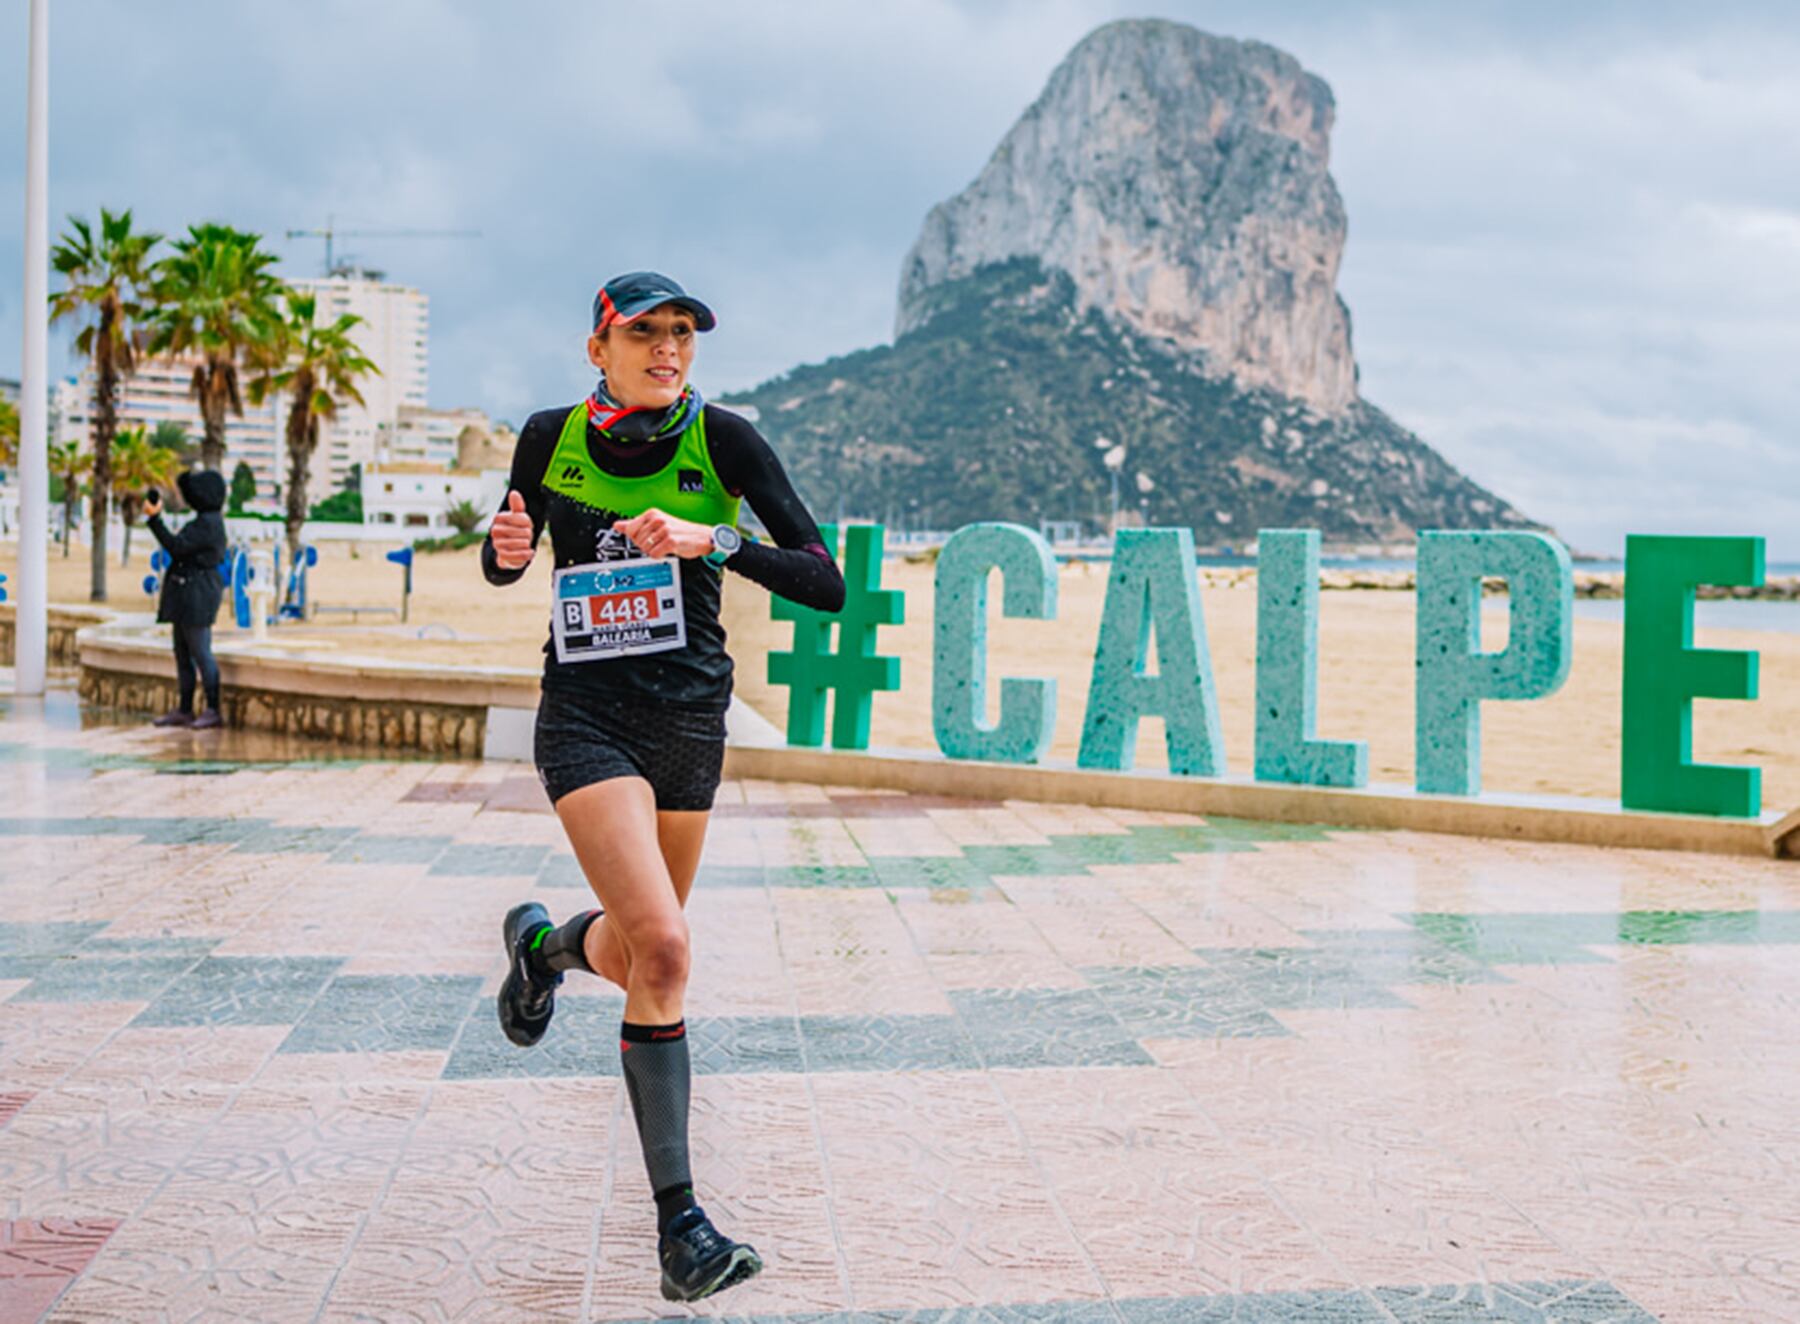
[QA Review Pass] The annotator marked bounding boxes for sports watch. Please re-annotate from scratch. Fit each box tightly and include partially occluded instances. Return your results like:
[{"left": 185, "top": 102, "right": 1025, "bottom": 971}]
[{"left": 704, "top": 524, "right": 743, "bottom": 567}]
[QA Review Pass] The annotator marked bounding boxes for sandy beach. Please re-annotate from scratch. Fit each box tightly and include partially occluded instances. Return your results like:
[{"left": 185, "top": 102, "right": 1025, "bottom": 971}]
[{"left": 9, "top": 535, "right": 1797, "bottom": 813}]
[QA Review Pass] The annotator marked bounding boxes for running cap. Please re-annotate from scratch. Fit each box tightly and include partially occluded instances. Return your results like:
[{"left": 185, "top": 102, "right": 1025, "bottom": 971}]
[{"left": 592, "top": 271, "right": 717, "bottom": 333}]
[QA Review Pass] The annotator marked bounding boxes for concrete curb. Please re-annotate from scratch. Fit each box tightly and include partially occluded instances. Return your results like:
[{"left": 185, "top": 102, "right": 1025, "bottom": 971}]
[{"left": 721, "top": 742, "right": 1800, "bottom": 861}]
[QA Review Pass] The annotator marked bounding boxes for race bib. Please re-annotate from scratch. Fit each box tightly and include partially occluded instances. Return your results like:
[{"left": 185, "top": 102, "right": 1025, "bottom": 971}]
[{"left": 552, "top": 557, "right": 686, "bottom": 663}]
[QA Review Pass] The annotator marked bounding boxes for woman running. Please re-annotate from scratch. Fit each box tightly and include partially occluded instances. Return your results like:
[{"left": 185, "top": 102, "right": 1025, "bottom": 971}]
[{"left": 482, "top": 271, "right": 844, "bottom": 1302}]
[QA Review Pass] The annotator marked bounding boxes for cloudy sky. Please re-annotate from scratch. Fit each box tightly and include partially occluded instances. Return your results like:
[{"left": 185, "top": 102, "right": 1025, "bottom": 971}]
[{"left": 3, "top": 0, "right": 1797, "bottom": 557}]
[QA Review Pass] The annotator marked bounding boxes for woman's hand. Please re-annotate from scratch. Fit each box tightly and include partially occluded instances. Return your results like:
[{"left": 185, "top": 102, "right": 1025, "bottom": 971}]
[
  {"left": 143, "top": 495, "right": 163, "bottom": 520},
  {"left": 489, "top": 490, "right": 537, "bottom": 570},
  {"left": 615, "top": 508, "right": 714, "bottom": 560}
]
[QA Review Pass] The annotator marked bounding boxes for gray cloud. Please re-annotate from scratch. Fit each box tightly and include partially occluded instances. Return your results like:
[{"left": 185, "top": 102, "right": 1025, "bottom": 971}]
[{"left": 2, "top": 0, "right": 1795, "bottom": 556}]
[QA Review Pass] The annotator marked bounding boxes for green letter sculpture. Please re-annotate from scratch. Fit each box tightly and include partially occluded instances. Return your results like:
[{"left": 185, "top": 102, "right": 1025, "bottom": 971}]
[
  {"left": 1415, "top": 531, "right": 1573, "bottom": 795},
  {"left": 1254, "top": 529, "right": 1368, "bottom": 787},
  {"left": 1078, "top": 527, "right": 1225, "bottom": 776},
  {"left": 768, "top": 523, "right": 904, "bottom": 750},
  {"left": 1622, "top": 534, "right": 1764, "bottom": 816},
  {"left": 933, "top": 523, "right": 1058, "bottom": 763}
]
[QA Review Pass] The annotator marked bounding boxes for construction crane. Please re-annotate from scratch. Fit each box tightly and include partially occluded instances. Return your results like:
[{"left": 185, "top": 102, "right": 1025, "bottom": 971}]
[{"left": 285, "top": 216, "right": 479, "bottom": 276}]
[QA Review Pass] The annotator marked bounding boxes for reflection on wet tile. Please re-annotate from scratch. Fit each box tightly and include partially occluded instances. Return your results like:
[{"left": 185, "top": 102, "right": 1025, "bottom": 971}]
[
  {"left": 948, "top": 987, "right": 1154, "bottom": 1068},
  {"left": 3, "top": 701, "right": 1795, "bottom": 1319}
]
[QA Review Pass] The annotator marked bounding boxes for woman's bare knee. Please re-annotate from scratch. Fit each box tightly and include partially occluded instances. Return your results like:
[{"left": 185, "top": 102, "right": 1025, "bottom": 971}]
[{"left": 628, "top": 922, "right": 690, "bottom": 998}]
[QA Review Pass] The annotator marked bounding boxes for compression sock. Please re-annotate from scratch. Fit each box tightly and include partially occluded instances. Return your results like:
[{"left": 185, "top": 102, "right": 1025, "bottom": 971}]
[
  {"left": 620, "top": 1020, "right": 696, "bottom": 1234},
  {"left": 526, "top": 909, "right": 601, "bottom": 980}
]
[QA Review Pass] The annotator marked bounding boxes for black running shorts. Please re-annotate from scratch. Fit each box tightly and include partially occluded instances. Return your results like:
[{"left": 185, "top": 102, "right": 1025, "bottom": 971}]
[{"left": 534, "top": 685, "right": 728, "bottom": 811}]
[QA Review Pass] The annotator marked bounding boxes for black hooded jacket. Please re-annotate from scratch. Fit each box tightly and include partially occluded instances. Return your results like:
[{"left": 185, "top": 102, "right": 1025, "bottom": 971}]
[{"left": 147, "top": 469, "right": 229, "bottom": 627}]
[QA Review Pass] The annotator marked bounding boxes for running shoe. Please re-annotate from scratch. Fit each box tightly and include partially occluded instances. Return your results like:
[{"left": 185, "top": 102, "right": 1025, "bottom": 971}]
[
  {"left": 497, "top": 901, "right": 560, "bottom": 1047},
  {"left": 658, "top": 1206, "right": 763, "bottom": 1301},
  {"left": 152, "top": 710, "right": 193, "bottom": 728}
]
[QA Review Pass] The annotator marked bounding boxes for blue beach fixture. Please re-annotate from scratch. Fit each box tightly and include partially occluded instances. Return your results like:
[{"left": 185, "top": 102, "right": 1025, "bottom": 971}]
[
  {"left": 386, "top": 545, "right": 414, "bottom": 622},
  {"left": 1254, "top": 529, "right": 1369, "bottom": 787},
  {"left": 143, "top": 549, "right": 170, "bottom": 599},
  {"left": 933, "top": 523, "right": 1058, "bottom": 763},
  {"left": 1078, "top": 527, "right": 1225, "bottom": 776},
  {"left": 1414, "top": 531, "right": 1573, "bottom": 795},
  {"left": 227, "top": 548, "right": 253, "bottom": 629},
  {"left": 281, "top": 544, "right": 317, "bottom": 621}
]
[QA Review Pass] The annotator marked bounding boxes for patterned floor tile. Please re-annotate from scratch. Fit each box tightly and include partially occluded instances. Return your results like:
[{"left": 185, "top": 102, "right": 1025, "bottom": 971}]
[
  {"left": 327, "top": 832, "right": 452, "bottom": 866},
  {"left": 1372, "top": 1278, "right": 1658, "bottom": 1321},
  {"left": 1082, "top": 965, "right": 1288, "bottom": 1039},
  {"left": 947, "top": 987, "right": 1155, "bottom": 1068},
  {"left": 0, "top": 1217, "right": 121, "bottom": 1321},
  {"left": 10, "top": 954, "right": 204, "bottom": 1004},
  {"left": 869, "top": 854, "right": 995, "bottom": 891},
  {"left": 130, "top": 955, "right": 346, "bottom": 1027},
  {"left": 427, "top": 842, "right": 552, "bottom": 876},
  {"left": 231, "top": 824, "right": 361, "bottom": 855},
  {"left": 798, "top": 1014, "right": 981, "bottom": 1073},
  {"left": 1193, "top": 947, "right": 1417, "bottom": 1011},
  {"left": 536, "top": 851, "right": 590, "bottom": 888},
  {"left": 5, "top": 702, "right": 1799, "bottom": 1317},
  {"left": 0, "top": 921, "right": 110, "bottom": 955},
  {"left": 280, "top": 974, "right": 484, "bottom": 1053}
]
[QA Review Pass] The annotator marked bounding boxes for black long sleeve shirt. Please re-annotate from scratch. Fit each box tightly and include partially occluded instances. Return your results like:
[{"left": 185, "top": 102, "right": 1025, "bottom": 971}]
[{"left": 483, "top": 402, "right": 844, "bottom": 709}]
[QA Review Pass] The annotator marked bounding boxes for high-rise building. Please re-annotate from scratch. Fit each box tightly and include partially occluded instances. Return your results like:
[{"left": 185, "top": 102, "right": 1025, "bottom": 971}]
[
  {"left": 295, "top": 268, "right": 429, "bottom": 487},
  {"left": 50, "top": 267, "right": 431, "bottom": 502},
  {"left": 54, "top": 359, "right": 284, "bottom": 499}
]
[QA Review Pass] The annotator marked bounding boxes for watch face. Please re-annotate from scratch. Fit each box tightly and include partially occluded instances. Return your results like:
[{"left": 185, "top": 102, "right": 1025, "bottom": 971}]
[{"left": 714, "top": 526, "right": 742, "bottom": 554}]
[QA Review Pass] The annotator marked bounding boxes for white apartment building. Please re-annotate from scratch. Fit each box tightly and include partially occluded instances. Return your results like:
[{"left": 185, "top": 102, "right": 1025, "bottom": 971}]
[
  {"left": 361, "top": 462, "right": 506, "bottom": 533},
  {"left": 50, "top": 268, "right": 431, "bottom": 502},
  {"left": 379, "top": 404, "right": 491, "bottom": 469},
  {"left": 54, "top": 361, "right": 285, "bottom": 497},
  {"left": 295, "top": 269, "right": 429, "bottom": 487}
]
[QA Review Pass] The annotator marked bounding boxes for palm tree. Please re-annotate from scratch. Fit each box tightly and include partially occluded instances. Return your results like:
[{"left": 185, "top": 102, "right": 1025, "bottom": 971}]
[
  {"left": 146, "top": 223, "right": 283, "bottom": 473},
  {"left": 49, "top": 208, "right": 162, "bottom": 601},
  {"left": 249, "top": 288, "right": 377, "bottom": 569},
  {"left": 0, "top": 397, "right": 17, "bottom": 470},
  {"left": 147, "top": 419, "right": 195, "bottom": 459},
  {"left": 445, "top": 499, "right": 484, "bottom": 535},
  {"left": 111, "top": 425, "right": 181, "bottom": 565},
  {"left": 48, "top": 441, "right": 92, "bottom": 556}
]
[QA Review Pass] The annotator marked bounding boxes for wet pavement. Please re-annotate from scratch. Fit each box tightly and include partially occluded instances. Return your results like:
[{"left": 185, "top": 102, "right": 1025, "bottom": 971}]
[{"left": 2, "top": 692, "right": 1798, "bottom": 1321}]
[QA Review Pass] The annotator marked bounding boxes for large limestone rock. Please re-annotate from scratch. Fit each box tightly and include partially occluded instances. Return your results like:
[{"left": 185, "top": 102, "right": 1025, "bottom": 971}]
[{"left": 897, "top": 18, "right": 1357, "bottom": 415}]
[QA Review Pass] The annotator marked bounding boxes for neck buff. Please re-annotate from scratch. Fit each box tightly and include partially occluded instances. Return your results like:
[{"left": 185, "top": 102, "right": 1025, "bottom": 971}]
[{"left": 586, "top": 377, "right": 704, "bottom": 444}]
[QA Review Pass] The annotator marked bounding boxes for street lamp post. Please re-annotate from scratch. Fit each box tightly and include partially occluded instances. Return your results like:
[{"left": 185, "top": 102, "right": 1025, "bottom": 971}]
[{"left": 16, "top": 0, "right": 50, "bottom": 696}]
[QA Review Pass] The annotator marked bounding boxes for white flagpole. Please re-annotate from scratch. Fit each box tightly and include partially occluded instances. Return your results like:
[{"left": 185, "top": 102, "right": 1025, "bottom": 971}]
[{"left": 16, "top": 0, "right": 50, "bottom": 696}]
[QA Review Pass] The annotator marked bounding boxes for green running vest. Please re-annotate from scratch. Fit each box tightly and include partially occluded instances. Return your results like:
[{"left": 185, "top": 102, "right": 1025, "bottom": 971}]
[{"left": 541, "top": 403, "right": 741, "bottom": 532}]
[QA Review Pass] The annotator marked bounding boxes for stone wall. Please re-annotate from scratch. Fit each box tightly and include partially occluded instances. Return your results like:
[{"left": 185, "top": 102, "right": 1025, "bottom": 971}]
[
  {"left": 78, "top": 665, "right": 488, "bottom": 757},
  {"left": 0, "top": 605, "right": 113, "bottom": 668}
]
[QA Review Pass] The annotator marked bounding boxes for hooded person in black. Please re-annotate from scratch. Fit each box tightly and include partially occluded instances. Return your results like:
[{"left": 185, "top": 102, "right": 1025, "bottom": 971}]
[{"left": 144, "top": 469, "right": 229, "bottom": 728}]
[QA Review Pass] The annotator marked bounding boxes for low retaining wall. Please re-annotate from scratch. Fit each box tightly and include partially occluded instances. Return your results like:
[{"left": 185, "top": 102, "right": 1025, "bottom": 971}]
[
  {"left": 76, "top": 616, "right": 537, "bottom": 758},
  {"left": 67, "top": 615, "right": 1797, "bottom": 861},
  {"left": 0, "top": 603, "right": 114, "bottom": 668}
]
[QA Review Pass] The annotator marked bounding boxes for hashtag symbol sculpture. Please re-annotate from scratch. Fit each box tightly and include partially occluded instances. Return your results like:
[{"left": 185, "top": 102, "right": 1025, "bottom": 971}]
[{"left": 768, "top": 523, "right": 904, "bottom": 749}]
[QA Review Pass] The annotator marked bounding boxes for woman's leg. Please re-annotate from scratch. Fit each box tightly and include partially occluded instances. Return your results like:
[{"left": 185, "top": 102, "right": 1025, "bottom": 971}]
[
  {"left": 551, "top": 777, "right": 691, "bottom": 1022},
  {"left": 171, "top": 627, "right": 196, "bottom": 713},
  {"left": 584, "top": 809, "right": 711, "bottom": 991},
  {"left": 185, "top": 625, "right": 222, "bottom": 716}
]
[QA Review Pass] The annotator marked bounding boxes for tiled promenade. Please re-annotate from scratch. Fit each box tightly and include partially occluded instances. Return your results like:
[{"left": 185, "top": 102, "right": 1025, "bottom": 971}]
[{"left": 2, "top": 694, "right": 1798, "bottom": 1321}]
